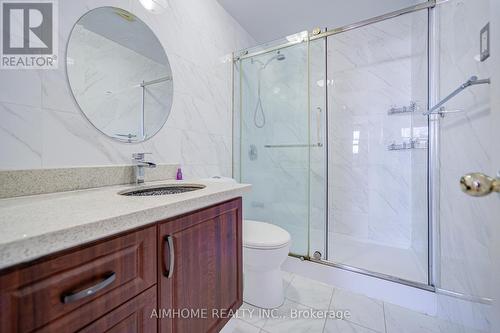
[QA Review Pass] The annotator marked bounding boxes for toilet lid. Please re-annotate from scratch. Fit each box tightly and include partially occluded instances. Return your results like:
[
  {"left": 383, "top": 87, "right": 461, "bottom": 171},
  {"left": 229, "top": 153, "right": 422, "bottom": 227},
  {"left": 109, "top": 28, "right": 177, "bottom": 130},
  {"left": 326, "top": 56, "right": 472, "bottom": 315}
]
[{"left": 243, "top": 220, "right": 291, "bottom": 250}]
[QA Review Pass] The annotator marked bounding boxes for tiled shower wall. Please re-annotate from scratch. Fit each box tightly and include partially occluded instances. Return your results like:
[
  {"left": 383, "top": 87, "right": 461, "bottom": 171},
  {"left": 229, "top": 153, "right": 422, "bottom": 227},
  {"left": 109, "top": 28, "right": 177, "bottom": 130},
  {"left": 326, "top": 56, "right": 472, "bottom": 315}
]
[
  {"left": 238, "top": 42, "right": 311, "bottom": 255},
  {"left": 326, "top": 12, "right": 428, "bottom": 252},
  {"left": 0, "top": 0, "right": 255, "bottom": 177}
]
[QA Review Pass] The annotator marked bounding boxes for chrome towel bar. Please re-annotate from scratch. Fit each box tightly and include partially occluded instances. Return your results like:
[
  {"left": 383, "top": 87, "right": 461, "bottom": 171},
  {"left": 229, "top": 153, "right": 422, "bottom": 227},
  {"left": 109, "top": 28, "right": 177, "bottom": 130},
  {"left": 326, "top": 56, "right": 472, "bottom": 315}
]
[{"left": 264, "top": 143, "right": 323, "bottom": 148}]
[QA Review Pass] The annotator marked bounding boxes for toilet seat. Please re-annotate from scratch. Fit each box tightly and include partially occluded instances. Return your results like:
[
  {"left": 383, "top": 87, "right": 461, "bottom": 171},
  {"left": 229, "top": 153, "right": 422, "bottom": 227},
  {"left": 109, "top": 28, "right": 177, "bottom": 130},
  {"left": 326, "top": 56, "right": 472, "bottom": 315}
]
[{"left": 243, "top": 220, "right": 291, "bottom": 250}]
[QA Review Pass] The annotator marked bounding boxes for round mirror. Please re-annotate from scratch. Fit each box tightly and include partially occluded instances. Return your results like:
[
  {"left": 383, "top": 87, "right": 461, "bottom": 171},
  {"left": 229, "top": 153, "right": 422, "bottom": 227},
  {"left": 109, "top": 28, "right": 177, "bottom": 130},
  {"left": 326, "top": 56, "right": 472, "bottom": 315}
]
[{"left": 66, "top": 7, "right": 173, "bottom": 143}]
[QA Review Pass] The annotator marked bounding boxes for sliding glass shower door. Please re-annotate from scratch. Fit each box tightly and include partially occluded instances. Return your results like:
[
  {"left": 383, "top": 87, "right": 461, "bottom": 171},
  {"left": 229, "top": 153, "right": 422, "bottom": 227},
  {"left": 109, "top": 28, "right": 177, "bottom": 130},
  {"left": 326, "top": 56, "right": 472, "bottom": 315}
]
[
  {"left": 236, "top": 38, "right": 311, "bottom": 255},
  {"left": 321, "top": 9, "right": 430, "bottom": 285},
  {"left": 234, "top": 8, "right": 430, "bottom": 286}
]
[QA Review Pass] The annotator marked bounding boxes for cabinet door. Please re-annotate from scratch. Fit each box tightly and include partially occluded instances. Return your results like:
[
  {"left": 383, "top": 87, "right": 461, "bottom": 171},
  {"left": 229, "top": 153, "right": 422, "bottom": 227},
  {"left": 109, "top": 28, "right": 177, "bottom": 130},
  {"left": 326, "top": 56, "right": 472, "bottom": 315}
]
[{"left": 158, "top": 198, "right": 242, "bottom": 333}]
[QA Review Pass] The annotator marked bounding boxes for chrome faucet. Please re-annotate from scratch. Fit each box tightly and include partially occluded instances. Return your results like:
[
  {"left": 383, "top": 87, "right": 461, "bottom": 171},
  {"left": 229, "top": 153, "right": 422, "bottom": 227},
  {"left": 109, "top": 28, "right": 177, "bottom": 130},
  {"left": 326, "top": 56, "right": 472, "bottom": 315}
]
[{"left": 132, "top": 153, "right": 156, "bottom": 184}]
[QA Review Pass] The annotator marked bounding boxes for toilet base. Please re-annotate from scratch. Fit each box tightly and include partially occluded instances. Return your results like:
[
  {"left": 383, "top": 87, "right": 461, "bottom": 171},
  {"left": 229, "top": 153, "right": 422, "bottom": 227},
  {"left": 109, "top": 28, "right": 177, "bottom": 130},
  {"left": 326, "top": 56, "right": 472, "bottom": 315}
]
[{"left": 243, "top": 267, "right": 284, "bottom": 309}]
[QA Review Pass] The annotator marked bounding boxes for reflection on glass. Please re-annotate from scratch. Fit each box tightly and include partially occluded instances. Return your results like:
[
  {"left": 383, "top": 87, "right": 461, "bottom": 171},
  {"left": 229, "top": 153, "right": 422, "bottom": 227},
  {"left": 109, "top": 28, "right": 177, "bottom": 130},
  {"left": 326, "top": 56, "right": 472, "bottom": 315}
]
[{"left": 66, "top": 7, "right": 173, "bottom": 142}]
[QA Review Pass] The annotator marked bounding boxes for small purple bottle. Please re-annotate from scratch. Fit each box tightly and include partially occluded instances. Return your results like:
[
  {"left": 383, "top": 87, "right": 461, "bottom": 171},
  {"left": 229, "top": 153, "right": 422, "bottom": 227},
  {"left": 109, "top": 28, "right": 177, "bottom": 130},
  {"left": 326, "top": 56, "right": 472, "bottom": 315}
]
[{"left": 176, "top": 168, "right": 183, "bottom": 180}]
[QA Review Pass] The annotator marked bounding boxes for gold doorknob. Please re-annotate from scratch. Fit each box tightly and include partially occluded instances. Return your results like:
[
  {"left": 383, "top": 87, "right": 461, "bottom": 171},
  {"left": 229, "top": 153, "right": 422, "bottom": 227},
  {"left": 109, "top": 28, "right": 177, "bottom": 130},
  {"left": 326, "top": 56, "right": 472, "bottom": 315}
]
[{"left": 460, "top": 173, "right": 500, "bottom": 197}]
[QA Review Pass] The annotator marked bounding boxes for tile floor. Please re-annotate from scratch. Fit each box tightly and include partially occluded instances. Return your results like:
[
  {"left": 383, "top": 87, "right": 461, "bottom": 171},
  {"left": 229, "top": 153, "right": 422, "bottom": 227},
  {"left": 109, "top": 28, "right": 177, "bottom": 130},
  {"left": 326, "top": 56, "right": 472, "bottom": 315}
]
[{"left": 221, "top": 271, "right": 486, "bottom": 333}]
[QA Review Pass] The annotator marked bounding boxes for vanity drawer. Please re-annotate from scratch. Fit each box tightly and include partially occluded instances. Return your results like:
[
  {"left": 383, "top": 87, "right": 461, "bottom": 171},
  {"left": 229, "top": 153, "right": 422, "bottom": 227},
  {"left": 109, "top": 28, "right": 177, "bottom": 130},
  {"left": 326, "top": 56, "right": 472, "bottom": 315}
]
[
  {"left": 37, "top": 286, "right": 157, "bottom": 333},
  {"left": 0, "top": 226, "right": 157, "bottom": 333}
]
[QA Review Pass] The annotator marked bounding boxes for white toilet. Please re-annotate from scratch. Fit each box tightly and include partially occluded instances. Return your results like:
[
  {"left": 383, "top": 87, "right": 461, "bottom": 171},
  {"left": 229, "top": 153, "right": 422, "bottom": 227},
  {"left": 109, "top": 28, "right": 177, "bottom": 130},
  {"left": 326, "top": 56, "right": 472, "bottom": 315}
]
[
  {"left": 202, "top": 177, "right": 291, "bottom": 308},
  {"left": 243, "top": 220, "right": 291, "bottom": 309}
]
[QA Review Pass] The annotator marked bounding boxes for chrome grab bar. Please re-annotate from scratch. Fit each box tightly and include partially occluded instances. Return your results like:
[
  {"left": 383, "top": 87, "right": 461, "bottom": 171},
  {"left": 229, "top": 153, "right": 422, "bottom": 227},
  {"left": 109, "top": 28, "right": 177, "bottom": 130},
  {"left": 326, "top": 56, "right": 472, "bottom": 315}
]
[{"left": 423, "top": 76, "right": 490, "bottom": 116}]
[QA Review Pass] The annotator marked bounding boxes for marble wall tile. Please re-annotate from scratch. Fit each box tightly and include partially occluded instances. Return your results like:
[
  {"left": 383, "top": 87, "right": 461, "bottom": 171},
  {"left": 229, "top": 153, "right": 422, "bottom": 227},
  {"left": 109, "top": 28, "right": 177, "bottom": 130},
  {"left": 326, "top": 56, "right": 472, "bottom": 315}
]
[
  {"left": 238, "top": 42, "right": 311, "bottom": 255},
  {"left": 0, "top": 103, "right": 43, "bottom": 170},
  {"left": 327, "top": 10, "right": 429, "bottom": 260},
  {"left": 0, "top": 71, "right": 43, "bottom": 108},
  {"left": 330, "top": 211, "right": 369, "bottom": 239},
  {"left": 1, "top": 0, "right": 256, "bottom": 179},
  {"left": 436, "top": 0, "right": 491, "bottom": 294},
  {"left": 41, "top": 108, "right": 136, "bottom": 167},
  {"left": 433, "top": 0, "right": 492, "bottom": 330}
]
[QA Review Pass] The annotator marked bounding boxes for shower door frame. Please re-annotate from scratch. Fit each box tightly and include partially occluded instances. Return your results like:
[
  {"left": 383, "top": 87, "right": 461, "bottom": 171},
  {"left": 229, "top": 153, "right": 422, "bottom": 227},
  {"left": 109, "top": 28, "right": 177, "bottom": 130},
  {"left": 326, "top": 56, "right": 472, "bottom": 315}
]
[
  {"left": 232, "top": 0, "right": 439, "bottom": 292},
  {"left": 309, "top": 0, "right": 437, "bottom": 292}
]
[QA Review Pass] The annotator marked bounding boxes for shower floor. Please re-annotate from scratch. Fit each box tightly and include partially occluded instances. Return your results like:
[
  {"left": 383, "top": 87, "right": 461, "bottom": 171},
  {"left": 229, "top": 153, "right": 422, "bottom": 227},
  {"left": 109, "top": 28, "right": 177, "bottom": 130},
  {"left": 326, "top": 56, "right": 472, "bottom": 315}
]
[{"left": 326, "top": 232, "right": 428, "bottom": 284}]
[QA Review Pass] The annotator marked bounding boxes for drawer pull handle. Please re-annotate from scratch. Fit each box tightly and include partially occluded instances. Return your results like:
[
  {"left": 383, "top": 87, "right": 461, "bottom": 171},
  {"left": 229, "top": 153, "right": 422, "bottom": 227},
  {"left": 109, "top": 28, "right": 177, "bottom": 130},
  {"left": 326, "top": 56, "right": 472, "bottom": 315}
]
[
  {"left": 61, "top": 272, "right": 116, "bottom": 304},
  {"left": 164, "top": 235, "right": 175, "bottom": 278}
]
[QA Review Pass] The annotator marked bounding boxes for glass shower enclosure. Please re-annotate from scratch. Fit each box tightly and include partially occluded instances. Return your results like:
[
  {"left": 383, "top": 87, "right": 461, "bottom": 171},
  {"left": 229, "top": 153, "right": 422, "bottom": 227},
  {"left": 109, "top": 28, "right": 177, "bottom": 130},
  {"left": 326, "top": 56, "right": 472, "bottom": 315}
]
[
  {"left": 234, "top": 35, "right": 311, "bottom": 255},
  {"left": 233, "top": 7, "right": 430, "bottom": 287}
]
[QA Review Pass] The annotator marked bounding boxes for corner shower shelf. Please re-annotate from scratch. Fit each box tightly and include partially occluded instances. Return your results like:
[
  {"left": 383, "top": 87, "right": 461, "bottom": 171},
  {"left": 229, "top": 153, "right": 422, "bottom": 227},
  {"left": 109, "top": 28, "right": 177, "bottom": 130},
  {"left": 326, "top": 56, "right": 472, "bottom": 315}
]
[
  {"left": 387, "top": 139, "right": 428, "bottom": 151},
  {"left": 388, "top": 102, "right": 417, "bottom": 115}
]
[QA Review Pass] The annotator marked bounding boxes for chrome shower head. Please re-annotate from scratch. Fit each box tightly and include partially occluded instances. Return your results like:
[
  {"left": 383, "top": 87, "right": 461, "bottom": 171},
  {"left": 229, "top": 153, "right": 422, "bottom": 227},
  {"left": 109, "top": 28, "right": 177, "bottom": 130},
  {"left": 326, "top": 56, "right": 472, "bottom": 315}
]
[{"left": 261, "top": 52, "right": 285, "bottom": 68}]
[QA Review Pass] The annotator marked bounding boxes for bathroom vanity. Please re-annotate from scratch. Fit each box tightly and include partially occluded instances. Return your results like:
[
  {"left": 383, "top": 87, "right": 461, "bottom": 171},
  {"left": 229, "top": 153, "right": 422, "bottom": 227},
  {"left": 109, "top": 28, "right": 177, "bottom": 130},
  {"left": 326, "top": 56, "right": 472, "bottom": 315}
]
[
  {"left": 0, "top": 4, "right": 249, "bottom": 332},
  {"left": 0, "top": 180, "right": 250, "bottom": 333}
]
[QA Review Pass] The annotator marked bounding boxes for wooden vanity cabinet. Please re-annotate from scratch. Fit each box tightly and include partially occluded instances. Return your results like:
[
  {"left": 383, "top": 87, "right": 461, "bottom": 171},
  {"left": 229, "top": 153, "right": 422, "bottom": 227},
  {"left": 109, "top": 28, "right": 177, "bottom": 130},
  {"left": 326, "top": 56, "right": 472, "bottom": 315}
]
[
  {"left": 158, "top": 198, "right": 243, "bottom": 333},
  {"left": 0, "top": 198, "right": 242, "bottom": 333}
]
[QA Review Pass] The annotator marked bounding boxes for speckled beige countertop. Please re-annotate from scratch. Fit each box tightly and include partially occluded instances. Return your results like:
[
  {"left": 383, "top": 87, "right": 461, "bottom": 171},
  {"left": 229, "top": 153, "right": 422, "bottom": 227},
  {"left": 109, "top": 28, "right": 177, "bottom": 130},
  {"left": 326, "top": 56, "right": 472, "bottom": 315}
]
[{"left": 0, "top": 180, "right": 251, "bottom": 270}]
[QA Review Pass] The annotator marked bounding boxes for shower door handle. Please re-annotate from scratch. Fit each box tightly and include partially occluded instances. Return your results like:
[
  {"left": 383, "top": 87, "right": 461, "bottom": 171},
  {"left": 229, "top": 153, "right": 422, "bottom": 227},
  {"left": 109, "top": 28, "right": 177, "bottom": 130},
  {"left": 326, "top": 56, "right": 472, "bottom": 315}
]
[
  {"left": 460, "top": 172, "right": 500, "bottom": 197},
  {"left": 316, "top": 107, "right": 323, "bottom": 147}
]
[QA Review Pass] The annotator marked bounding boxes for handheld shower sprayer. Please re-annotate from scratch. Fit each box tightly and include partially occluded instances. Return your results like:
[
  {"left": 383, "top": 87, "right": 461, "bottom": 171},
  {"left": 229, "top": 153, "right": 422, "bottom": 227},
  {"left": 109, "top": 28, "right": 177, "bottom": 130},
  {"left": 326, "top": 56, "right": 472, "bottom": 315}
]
[{"left": 252, "top": 51, "right": 286, "bottom": 128}]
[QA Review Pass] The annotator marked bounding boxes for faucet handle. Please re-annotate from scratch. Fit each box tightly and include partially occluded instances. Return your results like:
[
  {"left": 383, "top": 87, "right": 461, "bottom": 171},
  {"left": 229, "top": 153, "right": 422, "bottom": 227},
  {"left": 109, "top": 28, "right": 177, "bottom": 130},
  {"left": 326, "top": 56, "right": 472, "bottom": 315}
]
[{"left": 132, "top": 152, "right": 151, "bottom": 161}]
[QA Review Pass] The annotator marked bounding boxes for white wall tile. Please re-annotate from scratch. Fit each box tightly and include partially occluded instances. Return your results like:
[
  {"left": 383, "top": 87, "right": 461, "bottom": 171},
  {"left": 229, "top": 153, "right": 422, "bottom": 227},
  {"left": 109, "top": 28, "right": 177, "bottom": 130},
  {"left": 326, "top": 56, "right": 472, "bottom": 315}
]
[
  {"left": 326, "top": 10, "right": 428, "bottom": 279},
  {"left": 435, "top": 1, "right": 492, "bottom": 330},
  {"left": 0, "top": 103, "right": 43, "bottom": 169},
  {"left": 1, "top": 0, "right": 255, "bottom": 177}
]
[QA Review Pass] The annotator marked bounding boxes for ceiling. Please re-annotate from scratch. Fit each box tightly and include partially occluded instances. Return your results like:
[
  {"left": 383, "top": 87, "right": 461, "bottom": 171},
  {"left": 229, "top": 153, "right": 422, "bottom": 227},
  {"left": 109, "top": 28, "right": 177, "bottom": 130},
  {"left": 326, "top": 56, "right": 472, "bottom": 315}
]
[{"left": 217, "top": 0, "right": 422, "bottom": 43}]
